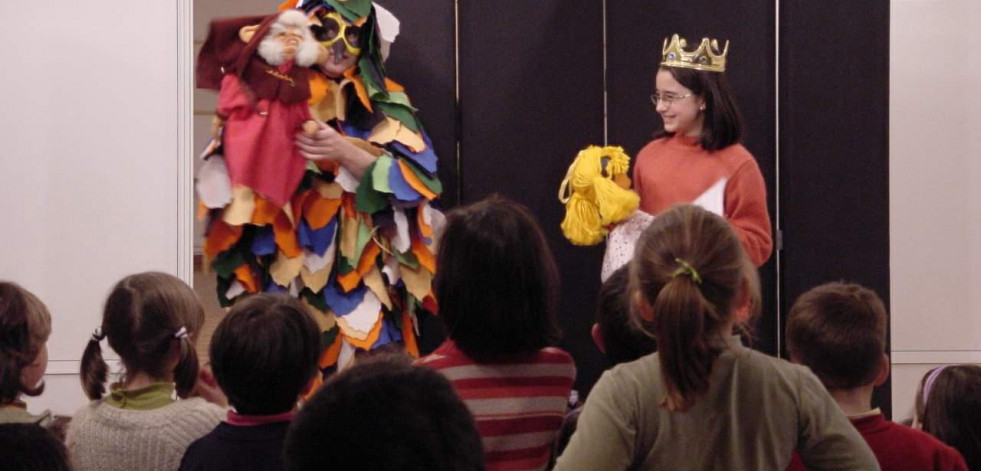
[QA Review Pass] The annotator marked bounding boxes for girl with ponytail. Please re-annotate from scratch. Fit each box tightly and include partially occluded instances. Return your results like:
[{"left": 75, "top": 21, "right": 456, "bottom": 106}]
[
  {"left": 555, "top": 205, "right": 878, "bottom": 471},
  {"left": 67, "top": 272, "right": 226, "bottom": 471}
]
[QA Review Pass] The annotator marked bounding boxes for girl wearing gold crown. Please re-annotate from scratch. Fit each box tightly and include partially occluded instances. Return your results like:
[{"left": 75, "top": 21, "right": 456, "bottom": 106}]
[{"left": 633, "top": 34, "right": 772, "bottom": 267}]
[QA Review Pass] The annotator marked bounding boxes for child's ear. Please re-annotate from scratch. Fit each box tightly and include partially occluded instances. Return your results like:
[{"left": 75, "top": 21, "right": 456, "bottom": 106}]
[
  {"left": 733, "top": 278, "right": 751, "bottom": 312},
  {"left": 873, "top": 353, "right": 890, "bottom": 387},
  {"left": 591, "top": 323, "right": 606, "bottom": 354},
  {"left": 632, "top": 291, "right": 654, "bottom": 322}
]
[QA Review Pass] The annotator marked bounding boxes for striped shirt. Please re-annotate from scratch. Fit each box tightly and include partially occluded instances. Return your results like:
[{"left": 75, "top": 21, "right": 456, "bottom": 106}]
[{"left": 418, "top": 340, "right": 576, "bottom": 471}]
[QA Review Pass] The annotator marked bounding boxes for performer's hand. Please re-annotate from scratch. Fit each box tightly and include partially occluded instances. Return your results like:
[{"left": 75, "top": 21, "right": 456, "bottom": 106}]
[
  {"left": 192, "top": 363, "right": 229, "bottom": 407},
  {"left": 210, "top": 115, "right": 225, "bottom": 139},
  {"left": 296, "top": 121, "right": 376, "bottom": 179}
]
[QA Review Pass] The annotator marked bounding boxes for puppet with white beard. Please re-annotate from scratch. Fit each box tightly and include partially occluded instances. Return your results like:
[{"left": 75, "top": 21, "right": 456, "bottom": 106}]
[{"left": 198, "top": 10, "right": 322, "bottom": 208}]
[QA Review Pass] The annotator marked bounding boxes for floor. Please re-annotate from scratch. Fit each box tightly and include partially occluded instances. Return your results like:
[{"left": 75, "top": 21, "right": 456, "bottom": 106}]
[{"left": 192, "top": 266, "right": 225, "bottom": 364}]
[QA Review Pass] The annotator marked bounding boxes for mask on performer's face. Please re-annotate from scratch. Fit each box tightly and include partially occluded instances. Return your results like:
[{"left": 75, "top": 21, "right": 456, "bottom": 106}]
[{"left": 310, "top": 11, "right": 362, "bottom": 70}]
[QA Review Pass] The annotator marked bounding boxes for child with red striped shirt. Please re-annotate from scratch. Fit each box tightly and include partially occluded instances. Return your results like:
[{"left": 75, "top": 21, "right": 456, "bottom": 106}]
[{"left": 417, "top": 196, "right": 576, "bottom": 471}]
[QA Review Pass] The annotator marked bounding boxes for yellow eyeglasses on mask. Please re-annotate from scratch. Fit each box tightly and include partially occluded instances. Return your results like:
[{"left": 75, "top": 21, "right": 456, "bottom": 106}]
[{"left": 310, "top": 11, "right": 362, "bottom": 56}]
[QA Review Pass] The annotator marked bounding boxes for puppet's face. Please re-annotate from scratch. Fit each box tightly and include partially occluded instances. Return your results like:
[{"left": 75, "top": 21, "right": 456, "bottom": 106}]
[
  {"left": 276, "top": 25, "right": 305, "bottom": 62},
  {"left": 311, "top": 11, "right": 361, "bottom": 78}
]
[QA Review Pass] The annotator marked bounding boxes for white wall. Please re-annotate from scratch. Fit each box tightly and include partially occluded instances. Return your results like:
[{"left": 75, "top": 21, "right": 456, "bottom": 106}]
[
  {"left": 0, "top": 1, "right": 193, "bottom": 416},
  {"left": 890, "top": 0, "right": 981, "bottom": 421}
]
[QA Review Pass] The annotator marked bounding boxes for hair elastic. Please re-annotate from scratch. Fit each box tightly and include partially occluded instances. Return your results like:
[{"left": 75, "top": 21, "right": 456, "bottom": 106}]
[
  {"left": 174, "top": 326, "right": 189, "bottom": 341},
  {"left": 90, "top": 327, "right": 106, "bottom": 343},
  {"left": 672, "top": 258, "right": 703, "bottom": 284},
  {"left": 922, "top": 365, "right": 948, "bottom": 404}
]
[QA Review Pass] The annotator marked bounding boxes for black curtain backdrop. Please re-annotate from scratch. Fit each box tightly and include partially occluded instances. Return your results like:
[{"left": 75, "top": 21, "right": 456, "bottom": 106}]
[
  {"left": 780, "top": 1, "right": 891, "bottom": 415},
  {"left": 379, "top": 1, "right": 890, "bottom": 407},
  {"left": 457, "top": 0, "right": 607, "bottom": 395}
]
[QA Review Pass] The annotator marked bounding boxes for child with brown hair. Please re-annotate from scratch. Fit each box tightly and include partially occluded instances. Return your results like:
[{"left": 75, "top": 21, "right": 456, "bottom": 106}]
[
  {"left": 785, "top": 282, "right": 967, "bottom": 471},
  {"left": 0, "top": 282, "right": 54, "bottom": 429},
  {"left": 417, "top": 195, "right": 575, "bottom": 471},
  {"left": 555, "top": 204, "right": 876, "bottom": 470},
  {"left": 179, "top": 293, "right": 322, "bottom": 471},
  {"left": 914, "top": 365, "right": 981, "bottom": 470},
  {"left": 67, "top": 272, "right": 226, "bottom": 471}
]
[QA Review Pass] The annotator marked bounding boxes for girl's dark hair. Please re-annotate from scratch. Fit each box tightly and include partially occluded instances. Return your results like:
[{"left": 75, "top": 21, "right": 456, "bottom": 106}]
[
  {"left": 595, "top": 266, "right": 657, "bottom": 365},
  {"left": 629, "top": 204, "right": 758, "bottom": 411},
  {"left": 655, "top": 66, "right": 744, "bottom": 151},
  {"left": 286, "top": 356, "right": 485, "bottom": 471},
  {"left": 81, "top": 272, "right": 205, "bottom": 400},
  {"left": 0, "top": 282, "right": 52, "bottom": 403},
  {"left": 210, "top": 293, "right": 321, "bottom": 415},
  {"left": 915, "top": 365, "right": 981, "bottom": 470},
  {"left": 0, "top": 423, "right": 71, "bottom": 471},
  {"left": 435, "top": 195, "right": 561, "bottom": 362}
]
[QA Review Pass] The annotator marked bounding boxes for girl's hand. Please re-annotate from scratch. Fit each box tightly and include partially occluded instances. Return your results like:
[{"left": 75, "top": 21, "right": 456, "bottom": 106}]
[{"left": 193, "top": 363, "right": 228, "bottom": 407}]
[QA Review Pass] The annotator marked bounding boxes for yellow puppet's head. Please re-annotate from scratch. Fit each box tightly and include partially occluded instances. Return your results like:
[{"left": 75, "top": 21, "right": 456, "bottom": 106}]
[{"left": 559, "top": 146, "right": 640, "bottom": 246}]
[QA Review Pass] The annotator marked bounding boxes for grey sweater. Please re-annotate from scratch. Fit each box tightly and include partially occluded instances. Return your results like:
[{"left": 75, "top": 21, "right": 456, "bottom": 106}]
[
  {"left": 67, "top": 398, "right": 225, "bottom": 471},
  {"left": 555, "top": 336, "right": 880, "bottom": 471}
]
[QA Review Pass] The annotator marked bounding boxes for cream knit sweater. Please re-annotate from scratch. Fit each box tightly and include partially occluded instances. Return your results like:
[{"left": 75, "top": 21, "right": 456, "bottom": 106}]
[{"left": 66, "top": 398, "right": 225, "bottom": 471}]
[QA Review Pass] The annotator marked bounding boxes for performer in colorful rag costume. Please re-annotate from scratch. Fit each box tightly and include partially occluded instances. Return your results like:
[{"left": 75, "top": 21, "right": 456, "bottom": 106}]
[{"left": 196, "top": 0, "right": 443, "bottom": 380}]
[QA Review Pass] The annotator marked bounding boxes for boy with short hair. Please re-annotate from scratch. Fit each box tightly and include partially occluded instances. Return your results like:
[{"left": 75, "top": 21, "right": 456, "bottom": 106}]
[
  {"left": 591, "top": 265, "right": 657, "bottom": 365},
  {"left": 285, "top": 355, "right": 485, "bottom": 471},
  {"left": 179, "top": 294, "right": 322, "bottom": 471},
  {"left": 785, "top": 282, "right": 967, "bottom": 471}
]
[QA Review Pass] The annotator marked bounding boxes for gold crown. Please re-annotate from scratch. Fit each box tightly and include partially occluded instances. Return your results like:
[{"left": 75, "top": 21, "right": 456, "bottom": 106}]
[{"left": 661, "top": 34, "right": 728, "bottom": 73}]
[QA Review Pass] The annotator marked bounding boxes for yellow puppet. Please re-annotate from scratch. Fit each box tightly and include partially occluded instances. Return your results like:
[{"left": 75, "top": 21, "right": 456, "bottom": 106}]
[{"left": 558, "top": 146, "right": 640, "bottom": 246}]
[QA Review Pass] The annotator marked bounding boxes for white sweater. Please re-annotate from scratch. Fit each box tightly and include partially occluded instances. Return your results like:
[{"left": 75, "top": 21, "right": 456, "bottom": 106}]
[{"left": 67, "top": 398, "right": 225, "bottom": 471}]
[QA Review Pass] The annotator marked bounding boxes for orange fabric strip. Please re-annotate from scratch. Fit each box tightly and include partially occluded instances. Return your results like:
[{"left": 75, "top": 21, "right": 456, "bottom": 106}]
[
  {"left": 204, "top": 221, "right": 242, "bottom": 258},
  {"left": 345, "top": 317, "right": 383, "bottom": 350},
  {"left": 336, "top": 269, "right": 362, "bottom": 293},
  {"left": 385, "top": 78, "right": 405, "bottom": 93},
  {"left": 307, "top": 73, "right": 329, "bottom": 105},
  {"left": 290, "top": 191, "right": 310, "bottom": 227},
  {"left": 397, "top": 159, "right": 438, "bottom": 200},
  {"left": 304, "top": 194, "right": 342, "bottom": 230},
  {"left": 318, "top": 334, "right": 343, "bottom": 369},
  {"left": 411, "top": 236, "right": 436, "bottom": 274},
  {"left": 417, "top": 206, "right": 433, "bottom": 239},
  {"left": 233, "top": 264, "right": 259, "bottom": 293},
  {"left": 277, "top": 0, "right": 299, "bottom": 12},
  {"left": 343, "top": 69, "right": 373, "bottom": 112},
  {"left": 337, "top": 241, "right": 381, "bottom": 292},
  {"left": 274, "top": 212, "right": 301, "bottom": 258},
  {"left": 251, "top": 195, "right": 280, "bottom": 226},
  {"left": 401, "top": 311, "right": 419, "bottom": 357},
  {"left": 197, "top": 202, "right": 208, "bottom": 221},
  {"left": 357, "top": 241, "right": 381, "bottom": 276}
]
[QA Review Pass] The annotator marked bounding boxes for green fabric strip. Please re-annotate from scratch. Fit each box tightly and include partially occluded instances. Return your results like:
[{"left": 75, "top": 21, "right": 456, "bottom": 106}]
[
  {"left": 105, "top": 382, "right": 176, "bottom": 410},
  {"left": 371, "top": 155, "right": 395, "bottom": 194}
]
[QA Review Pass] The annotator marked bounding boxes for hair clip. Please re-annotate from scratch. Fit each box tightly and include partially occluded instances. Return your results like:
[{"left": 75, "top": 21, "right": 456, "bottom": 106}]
[
  {"left": 672, "top": 258, "right": 703, "bottom": 284},
  {"left": 90, "top": 327, "right": 106, "bottom": 343},
  {"left": 174, "top": 326, "right": 189, "bottom": 340},
  {"left": 922, "top": 365, "right": 948, "bottom": 404}
]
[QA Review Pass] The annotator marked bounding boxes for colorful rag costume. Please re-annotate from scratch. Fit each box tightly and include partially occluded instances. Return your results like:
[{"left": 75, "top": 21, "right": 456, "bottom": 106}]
[{"left": 195, "top": 0, "right": 442, "bottom": 376}]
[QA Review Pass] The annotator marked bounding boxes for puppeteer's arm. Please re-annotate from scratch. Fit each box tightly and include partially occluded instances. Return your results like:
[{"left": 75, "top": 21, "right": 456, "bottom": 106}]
[{"left": 295, "top": 122, "right": 377, "bottom": 179}]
